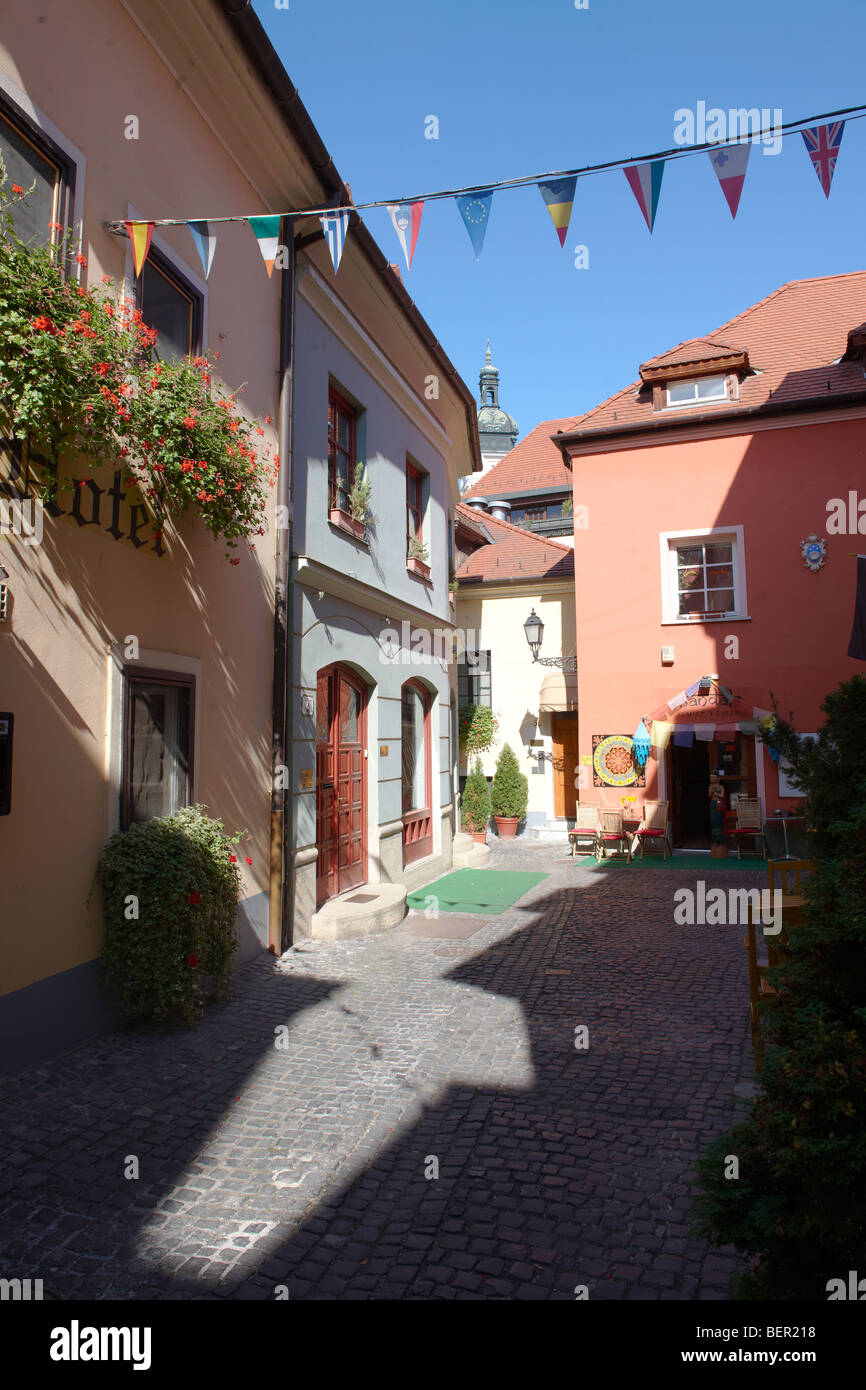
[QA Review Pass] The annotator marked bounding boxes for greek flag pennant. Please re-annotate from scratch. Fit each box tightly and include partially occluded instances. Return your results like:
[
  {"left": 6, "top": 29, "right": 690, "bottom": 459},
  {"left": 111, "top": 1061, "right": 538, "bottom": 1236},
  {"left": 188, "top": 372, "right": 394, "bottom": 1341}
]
[
  {"left": 537, "top": 176, "right": 577, "bottom": 247},
  {"left": 125, "top": 221, "right": 154, "bottom": 277},
  {"left": 320, "top": 209, "right": 350, "bottom": 272},
  {"left": 623, "top": 161, "right": 664, "bottom": 232},
  {"left": 707, "top": 143, "right": 750, "bottom": 219},
  {"left": 801, "top": 122, "right": 845, "bottom": 198},
  {"left": 456, "top": 189, "right": 494, "bottom": 259},
  {"left": 187, "top": 220, "right": 216, "bottom": 278},
  {"left": 248, "top": 215, "right": 281, "bottom": 276},
  {"left": 387, "top": 201, "right": 423, "bottom": 269}
]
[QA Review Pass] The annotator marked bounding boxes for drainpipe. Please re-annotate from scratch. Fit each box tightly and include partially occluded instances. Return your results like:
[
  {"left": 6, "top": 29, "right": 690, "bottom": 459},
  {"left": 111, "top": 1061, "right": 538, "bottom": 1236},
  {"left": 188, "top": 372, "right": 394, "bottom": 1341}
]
[{"left": 268, "top": 217, "right": 295, "bottom": 954}]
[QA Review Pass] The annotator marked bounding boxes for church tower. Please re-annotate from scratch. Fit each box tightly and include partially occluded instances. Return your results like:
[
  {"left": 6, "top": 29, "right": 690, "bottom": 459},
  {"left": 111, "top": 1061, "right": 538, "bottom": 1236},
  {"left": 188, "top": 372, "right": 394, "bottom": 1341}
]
[{"left": 475, "top": 341, "right": 518, "bottom": 479}]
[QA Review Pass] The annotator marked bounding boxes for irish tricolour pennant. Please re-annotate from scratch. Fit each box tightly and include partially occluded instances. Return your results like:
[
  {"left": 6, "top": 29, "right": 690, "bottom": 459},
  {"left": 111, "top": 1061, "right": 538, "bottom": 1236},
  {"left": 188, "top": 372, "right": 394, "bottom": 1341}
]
[
  {"left": 456, "top": 190, "right": 493, "bottom": 259},
  {"left": 248, "top": 215, "right": 281, "bottom": 276},
  {"left": 125, "top": 221, "right": 154, "bottom": 277},
  {"left": 537, "top": 177, "right": 576, "bottom": 247},
  {"left": 387, "top": 201, "right": 423, "bottom": 269},
  {"left": 708, "top": 143, "right": 750, "bottom": 219},
  {"left": 320, "top": 210, "right": 350, "bottom": 272},
  {"left": 187, "top": 220, "right": 216, "bottom": 278},
  {"left": 802, "top": 122, "right": 845, "bottom": 198},
  {"left": 623, "top": 161, "right": 664, "bottom": 232}
]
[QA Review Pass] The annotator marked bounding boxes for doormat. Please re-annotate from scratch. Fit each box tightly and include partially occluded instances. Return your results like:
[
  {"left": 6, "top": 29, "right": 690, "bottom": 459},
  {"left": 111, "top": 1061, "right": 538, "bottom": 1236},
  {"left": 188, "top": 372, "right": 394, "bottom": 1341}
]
[
  {"left": 407, "top": 869, "right": 548, "bottom": 915},
  {"left": 572, "top": 854, "right": 769, "bottom": 872},
  {"left": 403, "top": 911, "right": 490, "bottom": 939}
]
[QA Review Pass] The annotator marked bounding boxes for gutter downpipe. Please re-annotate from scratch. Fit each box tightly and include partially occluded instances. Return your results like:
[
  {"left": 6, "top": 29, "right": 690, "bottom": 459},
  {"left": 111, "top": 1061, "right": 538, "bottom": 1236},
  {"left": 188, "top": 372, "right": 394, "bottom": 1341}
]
[{"left": 268, "top": 217, "right": 295, "bottom": 954}]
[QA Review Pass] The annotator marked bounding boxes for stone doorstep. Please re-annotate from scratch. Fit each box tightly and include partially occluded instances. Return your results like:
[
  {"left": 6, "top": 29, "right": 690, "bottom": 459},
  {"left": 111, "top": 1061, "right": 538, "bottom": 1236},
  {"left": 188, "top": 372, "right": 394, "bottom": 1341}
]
[{"left": 308, "top": 882, "right": 407, "bottom": 942}]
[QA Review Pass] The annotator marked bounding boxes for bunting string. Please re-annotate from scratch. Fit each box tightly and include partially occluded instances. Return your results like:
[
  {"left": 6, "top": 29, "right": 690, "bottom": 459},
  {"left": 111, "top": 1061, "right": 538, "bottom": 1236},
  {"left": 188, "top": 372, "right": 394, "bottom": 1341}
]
[{"left": 107, "top": 99, "right": 866, "bottom": 278}]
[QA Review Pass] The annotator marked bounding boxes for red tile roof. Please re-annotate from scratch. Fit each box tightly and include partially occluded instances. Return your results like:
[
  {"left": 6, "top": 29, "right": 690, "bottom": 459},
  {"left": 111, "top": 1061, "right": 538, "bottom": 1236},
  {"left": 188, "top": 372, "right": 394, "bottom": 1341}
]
[
  {"left": 462, "top": 416, "right": 577, "bottom": 498},
  {"left": 455, "top": 503, "right": 574, "bottom": 583},
  {"left": 562, "top": 271, "right": 866, "bottom": 440}
]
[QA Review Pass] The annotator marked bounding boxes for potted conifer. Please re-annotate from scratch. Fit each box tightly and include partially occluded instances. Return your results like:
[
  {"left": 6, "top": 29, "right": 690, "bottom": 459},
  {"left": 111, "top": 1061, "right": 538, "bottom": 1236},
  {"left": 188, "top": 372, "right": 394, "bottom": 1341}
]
[
  {"left": 490, "top": 742, "right": 529, "bottom": 837},
  {"left": 461, "top": 759, "right": 492, "bottom": 843}
]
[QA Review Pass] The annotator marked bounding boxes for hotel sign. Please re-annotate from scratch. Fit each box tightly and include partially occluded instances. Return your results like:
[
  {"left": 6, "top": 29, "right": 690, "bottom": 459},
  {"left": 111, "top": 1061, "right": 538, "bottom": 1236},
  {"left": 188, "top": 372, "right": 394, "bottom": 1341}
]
[{"left": 1, "top": 438, "right": 164, "bottom": 557}]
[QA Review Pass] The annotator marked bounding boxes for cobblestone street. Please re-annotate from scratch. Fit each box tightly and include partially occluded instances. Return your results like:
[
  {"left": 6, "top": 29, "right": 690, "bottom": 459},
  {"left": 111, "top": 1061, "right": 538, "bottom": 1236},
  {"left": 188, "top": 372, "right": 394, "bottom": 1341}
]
[{"left": 0, "top": 843, "right": 758, "bottom": 1300}]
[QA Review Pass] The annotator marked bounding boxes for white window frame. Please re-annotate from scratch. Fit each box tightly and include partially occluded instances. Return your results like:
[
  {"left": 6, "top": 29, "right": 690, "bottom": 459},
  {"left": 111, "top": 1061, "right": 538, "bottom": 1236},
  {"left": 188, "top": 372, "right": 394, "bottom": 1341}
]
[
  {"left": 664, "top": 374, "right": 730, "bottom": 408},
  {"left": 659, "top": 525, "right": 749, "bottom": 625}
]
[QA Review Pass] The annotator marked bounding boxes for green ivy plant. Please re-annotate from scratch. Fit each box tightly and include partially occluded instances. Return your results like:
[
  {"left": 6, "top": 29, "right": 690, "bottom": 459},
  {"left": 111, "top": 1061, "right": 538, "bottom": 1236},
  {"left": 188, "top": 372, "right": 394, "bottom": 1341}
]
[
  {"left": 98, "top": 805, "right": 246, "bottom": 1026},
  {"left": 0, "top": 177, "right": 275, "bottom": 557},
  {"left": 459, "top": 703, "right": 498, "bottom": 756}
]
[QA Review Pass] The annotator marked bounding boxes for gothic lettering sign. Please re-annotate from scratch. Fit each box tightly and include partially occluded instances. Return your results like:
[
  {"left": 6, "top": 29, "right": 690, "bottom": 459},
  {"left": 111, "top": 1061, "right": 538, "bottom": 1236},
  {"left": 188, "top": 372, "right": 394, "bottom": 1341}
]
[{"left": 0, "top": 438, "right": 164, "bottom": 557}]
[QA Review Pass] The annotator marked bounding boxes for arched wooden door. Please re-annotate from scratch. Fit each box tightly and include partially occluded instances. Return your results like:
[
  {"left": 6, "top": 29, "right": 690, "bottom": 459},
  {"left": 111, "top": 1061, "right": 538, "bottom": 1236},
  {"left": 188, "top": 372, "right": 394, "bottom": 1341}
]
[{"left": 316, "top": 665, "right": 367, "bottom": 906}]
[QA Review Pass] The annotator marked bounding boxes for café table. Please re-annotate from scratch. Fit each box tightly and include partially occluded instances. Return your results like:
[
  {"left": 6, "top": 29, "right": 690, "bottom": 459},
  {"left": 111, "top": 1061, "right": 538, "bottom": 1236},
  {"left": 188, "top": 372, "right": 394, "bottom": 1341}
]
[{"left": 763, "top": 814, "right": 806, "bottom": 861}]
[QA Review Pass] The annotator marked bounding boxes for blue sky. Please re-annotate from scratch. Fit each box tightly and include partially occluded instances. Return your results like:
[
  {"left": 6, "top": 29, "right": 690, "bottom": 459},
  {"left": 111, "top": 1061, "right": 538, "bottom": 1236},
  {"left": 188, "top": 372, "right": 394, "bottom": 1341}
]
[{"left": 254, "top": 0, "right": 866, "bottom": 438}]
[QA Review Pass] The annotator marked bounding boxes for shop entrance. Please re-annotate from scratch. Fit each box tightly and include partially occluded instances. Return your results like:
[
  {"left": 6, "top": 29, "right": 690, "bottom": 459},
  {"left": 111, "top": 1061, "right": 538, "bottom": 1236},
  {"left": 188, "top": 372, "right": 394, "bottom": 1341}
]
[{"left": 670, "top": 740, "right": 711, "bottom": 848}]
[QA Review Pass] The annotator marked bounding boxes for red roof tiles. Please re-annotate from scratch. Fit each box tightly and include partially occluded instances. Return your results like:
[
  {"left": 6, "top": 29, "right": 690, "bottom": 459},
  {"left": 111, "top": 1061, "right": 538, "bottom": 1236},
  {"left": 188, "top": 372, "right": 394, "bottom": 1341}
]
[
  {"left": 455, "top": 503, "right": 574, "bottom": 583},
  {"left": 462, "top": 417, "right": 577, "bottom": 498}
]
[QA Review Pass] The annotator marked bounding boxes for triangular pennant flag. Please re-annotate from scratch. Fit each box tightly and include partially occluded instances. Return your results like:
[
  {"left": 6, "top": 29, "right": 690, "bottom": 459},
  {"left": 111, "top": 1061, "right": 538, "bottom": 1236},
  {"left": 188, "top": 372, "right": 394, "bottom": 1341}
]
[
  {"left": 125, "top": 221, "right": 154, "bottom": 277},
  {"left": 248, "top": 215, "right": 281, "bottom": 277},
  {"left": 386, "top": 201, "right": 423, "bottom": 269},
  {"left": 623, "top": 161, "right": 664, "bottom": 232},
  {"left": 707, "top": 143, "right": 750, "bottom": 218},
  {"left": 187, "top": 220, "right": 216, "bottom": 278},
  {"left": 802, "top": 122, "right": 845, "bottom": 198},
  {"left": 320, "top": 209, "right": 350, "bottom": 272},
  {"left": 456, "top": 190, "right": 493, "bottom": 259},
  {"left": 632, "top": 720, "right": 651, "bottom": 768},
  {"left": 537, "top": 176, "right": 576, "bottom": 247}
]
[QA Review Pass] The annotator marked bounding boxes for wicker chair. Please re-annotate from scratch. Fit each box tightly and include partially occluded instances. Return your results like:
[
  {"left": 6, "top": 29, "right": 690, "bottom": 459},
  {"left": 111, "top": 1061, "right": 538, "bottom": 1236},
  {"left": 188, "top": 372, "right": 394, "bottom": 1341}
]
[
  {"left": 596, "top": 808, "right": 631, "bottom": 863},
  {"left": 635, "top": 800, "right": 670, "bottom": 859},
  {"left": 729, "top": 797, "right": 766, "bottom": 860},
  {"left": 568, "top": 804, "right": 599, "bottom": 858}
]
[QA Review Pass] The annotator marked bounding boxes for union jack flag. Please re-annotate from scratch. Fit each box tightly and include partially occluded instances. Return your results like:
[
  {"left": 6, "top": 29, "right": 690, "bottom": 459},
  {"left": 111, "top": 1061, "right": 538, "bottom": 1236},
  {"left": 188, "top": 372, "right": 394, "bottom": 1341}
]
[{"left": 801, "top": 122, "right": 845, "bottom": 198}]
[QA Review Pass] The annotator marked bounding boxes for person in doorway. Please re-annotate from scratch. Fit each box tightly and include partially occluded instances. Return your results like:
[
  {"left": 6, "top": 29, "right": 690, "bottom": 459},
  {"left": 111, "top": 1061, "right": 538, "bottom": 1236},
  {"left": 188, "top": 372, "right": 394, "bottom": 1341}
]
[{"left": 708, "top": 770, "right": 726, "bottom": 843}]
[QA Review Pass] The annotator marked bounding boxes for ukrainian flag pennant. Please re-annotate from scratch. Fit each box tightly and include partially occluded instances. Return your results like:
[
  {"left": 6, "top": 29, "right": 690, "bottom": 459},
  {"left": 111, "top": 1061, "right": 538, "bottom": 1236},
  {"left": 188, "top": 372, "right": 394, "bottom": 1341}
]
[
  {"left": 537, "top": 176, "right": 576, "bottom": 247},
  {"left": 248, "top": 215, "right": 281, "bottom": 277},
  {"left": 623, "top": 160, "right": 665, "bottom": 232},
  {"left": 456, "top": 190, "right": 493, "bottom": 259},
  {"left": 125, "top": 221, "right": 154, "bottom": 277}
]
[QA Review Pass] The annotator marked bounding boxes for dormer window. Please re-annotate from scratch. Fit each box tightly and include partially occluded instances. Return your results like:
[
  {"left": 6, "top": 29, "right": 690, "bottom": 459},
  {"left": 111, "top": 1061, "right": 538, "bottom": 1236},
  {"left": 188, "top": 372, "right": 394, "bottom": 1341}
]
[{"left": 665, "top": 375, "right": 728, "bottom": 407}]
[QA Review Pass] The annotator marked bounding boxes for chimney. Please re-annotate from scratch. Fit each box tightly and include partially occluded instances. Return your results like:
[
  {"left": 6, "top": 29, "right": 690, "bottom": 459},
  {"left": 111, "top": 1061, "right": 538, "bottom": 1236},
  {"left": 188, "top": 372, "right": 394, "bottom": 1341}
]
[
  {"left": 489, "top": 499, "right": 511, "bottom": 523},
  {"left": 466, "top": 497, "right": 489, "bottom": 513}
]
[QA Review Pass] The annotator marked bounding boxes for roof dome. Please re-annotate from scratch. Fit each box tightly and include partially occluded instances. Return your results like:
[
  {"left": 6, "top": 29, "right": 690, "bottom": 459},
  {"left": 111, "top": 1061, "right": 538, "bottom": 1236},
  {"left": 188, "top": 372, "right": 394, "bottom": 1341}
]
[{"left": 478, "top": 403, "right": 519, "bottom": 435}]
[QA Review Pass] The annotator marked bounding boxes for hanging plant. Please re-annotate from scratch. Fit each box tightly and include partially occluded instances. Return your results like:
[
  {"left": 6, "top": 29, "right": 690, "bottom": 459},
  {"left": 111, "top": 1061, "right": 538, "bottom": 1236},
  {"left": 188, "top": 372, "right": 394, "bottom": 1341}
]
[
  {"left": 0, "top": 178, "right": 275, "bottom": 557},
  {"left": 458, "top": 704, "right": 498, "bottom": 756}
]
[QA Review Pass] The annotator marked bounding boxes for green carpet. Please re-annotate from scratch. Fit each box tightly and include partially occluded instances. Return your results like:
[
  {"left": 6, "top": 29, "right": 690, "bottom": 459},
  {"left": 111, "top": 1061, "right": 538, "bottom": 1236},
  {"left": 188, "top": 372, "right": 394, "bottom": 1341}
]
[
  {"left": 407, "top": 868, "right": 548, "bottom": 914},
  {"left": 573, "top": 854, "right": 769, "bottom": 872}
]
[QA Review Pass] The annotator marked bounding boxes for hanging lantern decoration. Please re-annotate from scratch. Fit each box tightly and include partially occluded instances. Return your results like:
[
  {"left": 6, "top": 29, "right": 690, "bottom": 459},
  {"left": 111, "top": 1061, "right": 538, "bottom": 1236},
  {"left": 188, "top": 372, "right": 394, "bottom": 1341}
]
[{"left": 632, "top": 719, "right": 651, "bottom": 768}]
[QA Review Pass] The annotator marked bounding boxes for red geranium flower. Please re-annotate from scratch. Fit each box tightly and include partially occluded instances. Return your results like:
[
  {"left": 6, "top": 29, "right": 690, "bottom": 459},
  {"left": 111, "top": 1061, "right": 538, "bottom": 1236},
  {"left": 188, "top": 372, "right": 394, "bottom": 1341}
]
[
  {"left": 189, "top": 891, "right": 201, "bottom": 905},
  {"left": 229, "top": 854, "right": 237, "bottom": 863},
  {"left": 75, "top": 254, "right": 87, "bottom": 266},
  {"left": 183, "top": 415, "right": 198, "bottom": 430},
  {"left": 186, "top": 954, "right": 199, "bottom": 968},
  {"left": 11, "top": 184, "right": 23, "bottom": 195},
  {"left": 245, "top": 856, "right": 252, "bottom": 866}
]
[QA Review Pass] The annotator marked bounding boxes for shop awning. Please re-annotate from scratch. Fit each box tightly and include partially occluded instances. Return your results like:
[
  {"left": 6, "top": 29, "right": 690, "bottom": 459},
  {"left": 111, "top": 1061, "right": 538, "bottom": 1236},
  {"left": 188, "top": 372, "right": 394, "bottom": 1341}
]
[
  {"left": 644, "top": 677, "right": 770, "bottom": 735},
  {"left": 539, "top": 670, "right": 578, "bottom": 711}
]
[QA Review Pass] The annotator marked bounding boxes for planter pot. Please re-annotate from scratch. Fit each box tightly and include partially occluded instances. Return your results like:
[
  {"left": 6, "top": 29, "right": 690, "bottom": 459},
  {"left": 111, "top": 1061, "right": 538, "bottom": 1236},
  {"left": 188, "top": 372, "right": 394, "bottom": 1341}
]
[
  {"left": 471, "top": 830, "right": 488, "bottom": 844},
  {"left": 407, "top": 556, "right": 431, "bottom": 580},
  {"left": 494, "top": 816, "right": 519, "bottom": 837},
  {"left": 329, "top": 508, "right": 366, "bottom": 540}
]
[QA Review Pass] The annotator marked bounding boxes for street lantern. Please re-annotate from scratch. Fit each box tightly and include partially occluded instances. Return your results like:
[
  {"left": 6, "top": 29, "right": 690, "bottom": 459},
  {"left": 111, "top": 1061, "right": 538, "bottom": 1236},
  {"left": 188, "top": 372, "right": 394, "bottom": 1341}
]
[{"left": 523, "top": 609, "right": 544, "bottom": 660}]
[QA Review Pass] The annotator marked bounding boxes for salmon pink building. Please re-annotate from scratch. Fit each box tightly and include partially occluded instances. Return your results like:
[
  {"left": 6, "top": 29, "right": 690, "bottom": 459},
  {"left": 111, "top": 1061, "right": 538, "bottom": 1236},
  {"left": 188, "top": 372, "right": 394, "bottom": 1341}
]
[{"left": 549, "top": 273, "right": 866, "bottom": 849}]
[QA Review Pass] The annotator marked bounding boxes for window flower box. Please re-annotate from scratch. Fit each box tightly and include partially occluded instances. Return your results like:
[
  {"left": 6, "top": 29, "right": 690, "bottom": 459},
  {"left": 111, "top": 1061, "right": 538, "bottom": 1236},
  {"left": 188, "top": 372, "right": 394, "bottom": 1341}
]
[
  {"left": 329, "top": 507, "right": 367, "bottom": 541},
  {"left": 406, "top": 555, "right": 431, "bottom": 581}
]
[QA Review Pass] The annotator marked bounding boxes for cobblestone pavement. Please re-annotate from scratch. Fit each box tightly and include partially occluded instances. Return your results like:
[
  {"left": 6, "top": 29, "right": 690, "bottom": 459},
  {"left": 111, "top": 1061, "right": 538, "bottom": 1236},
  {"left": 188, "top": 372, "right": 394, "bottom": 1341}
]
[{"left": 0, "top": 842, "right": 760, "bottom": 1300}]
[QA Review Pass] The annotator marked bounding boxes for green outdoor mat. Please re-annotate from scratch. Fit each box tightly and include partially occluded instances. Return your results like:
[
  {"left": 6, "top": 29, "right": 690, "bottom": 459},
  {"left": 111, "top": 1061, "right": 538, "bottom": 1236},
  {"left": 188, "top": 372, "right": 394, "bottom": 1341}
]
[
  {"left": 407, "top": 869, "right": 548, "bottom": 915},
  {"left": 573, "top": 854, "right": 769, "bottom": 872}
]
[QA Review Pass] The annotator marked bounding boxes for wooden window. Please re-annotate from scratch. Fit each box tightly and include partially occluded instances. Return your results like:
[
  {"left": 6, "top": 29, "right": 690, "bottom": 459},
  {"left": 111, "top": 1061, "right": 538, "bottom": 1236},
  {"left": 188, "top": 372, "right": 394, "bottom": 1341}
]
[
  {"left": 458, "top": 650, "right": 491, "bottom": 706},
  {"left": 328, "top": 387, "right": 356, "bottom": 514},
  {"left": 135, "top": 247, "right": 201, "bottom": 362},
  {"left": 675, "top": 541, "right": 735, "bottom": 617},
  {"left": 0, "top": 98, "right": 74, "bottom": 247},
  {"left": 121, "top": 669, "right": 194, "bottom": 829},
  {"left": 406, "top": 461, "right": 425, "bottom": 548}
]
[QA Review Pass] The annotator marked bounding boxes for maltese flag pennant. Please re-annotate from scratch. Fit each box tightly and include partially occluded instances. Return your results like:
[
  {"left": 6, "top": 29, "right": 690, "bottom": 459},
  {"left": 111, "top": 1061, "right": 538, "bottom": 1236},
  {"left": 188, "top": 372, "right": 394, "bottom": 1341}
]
[
  {"left": 387, "top": 201, "right": 423, "bottom": 269},
  {"left": 320, "top": 209, "right": 351, "bottom": 272},
  {"left": 708, "top": 143, "right": 750, "bottom": 218},
  {"left": 623, "top": 161, "right": 664, "bottom": 232},
  {"left": 801, "top": 122, "right": 845, "bottom": 198}
]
